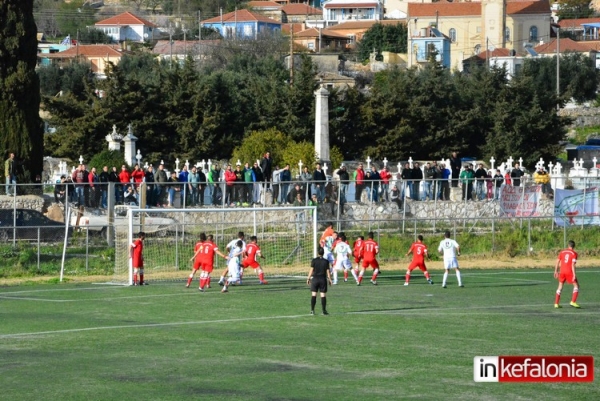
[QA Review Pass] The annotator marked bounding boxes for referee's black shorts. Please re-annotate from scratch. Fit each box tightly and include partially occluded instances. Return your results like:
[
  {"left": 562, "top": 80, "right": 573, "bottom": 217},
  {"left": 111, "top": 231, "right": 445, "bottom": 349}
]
[{"left": 310, "top": 277, "right": 327, "bottom": 293}]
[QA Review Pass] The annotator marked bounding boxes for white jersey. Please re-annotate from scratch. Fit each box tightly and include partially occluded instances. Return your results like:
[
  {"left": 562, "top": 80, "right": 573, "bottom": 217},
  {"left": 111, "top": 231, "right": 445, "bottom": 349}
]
[
  {"left": 227, "top": 239, "right": 246, "bottom": 259},
  {"left": 438, "top": 239, "right": 459, "bottom": 259},
  {"left": 334, "top": 241, "right": 351, "bottom": 260}
]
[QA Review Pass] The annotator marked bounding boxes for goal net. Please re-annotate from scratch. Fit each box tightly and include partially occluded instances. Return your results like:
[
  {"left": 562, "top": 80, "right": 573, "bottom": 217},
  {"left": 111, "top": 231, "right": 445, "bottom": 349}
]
[{"left": 113, "top": 206, "right": 318, "bottom": 285}]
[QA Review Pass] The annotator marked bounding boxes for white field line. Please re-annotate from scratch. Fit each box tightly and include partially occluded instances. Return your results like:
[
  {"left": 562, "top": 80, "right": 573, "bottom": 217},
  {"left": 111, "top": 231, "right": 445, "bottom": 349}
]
[
  {"left": 2, "top": 303, "right": 598, "bottom": 339},
  {"left": 0, "top": 296, "right": 71, "bottom": 302}
]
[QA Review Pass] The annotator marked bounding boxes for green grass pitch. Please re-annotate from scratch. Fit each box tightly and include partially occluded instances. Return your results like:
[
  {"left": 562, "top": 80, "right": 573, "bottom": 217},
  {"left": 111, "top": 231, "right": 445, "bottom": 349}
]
[{"left": 1, "top": 269, "right": 599, "bottom": 401}]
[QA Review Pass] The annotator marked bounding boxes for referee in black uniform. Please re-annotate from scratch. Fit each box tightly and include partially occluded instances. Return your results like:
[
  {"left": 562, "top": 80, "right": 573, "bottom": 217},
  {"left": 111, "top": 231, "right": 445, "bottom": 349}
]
[{"left": 307, "top": 247, "right": 333, "bottom": 315}]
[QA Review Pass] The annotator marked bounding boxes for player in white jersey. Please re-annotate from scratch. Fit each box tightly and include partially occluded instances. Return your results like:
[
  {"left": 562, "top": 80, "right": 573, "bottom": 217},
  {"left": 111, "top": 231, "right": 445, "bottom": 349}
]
[
  {"left": 323, "top": 232, "right": 337, "bottom": 266},
  {"left": 437, "top": 231, "right": 463, "bottom": 288},
  {"left": 219, "top": 231, "right": 246, "bottom": 286},
  {"left": 221, "top": 240, "right": 244, "bottom": 293},
  {"left": 332, "top": 234, "right": 358, "bottom": 284}
]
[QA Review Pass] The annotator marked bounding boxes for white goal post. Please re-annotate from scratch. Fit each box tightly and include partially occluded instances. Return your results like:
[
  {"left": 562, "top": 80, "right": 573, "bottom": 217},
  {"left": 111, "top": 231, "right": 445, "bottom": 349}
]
[{"left": 114, "top": 206, "right": 318, "bottom": 285}]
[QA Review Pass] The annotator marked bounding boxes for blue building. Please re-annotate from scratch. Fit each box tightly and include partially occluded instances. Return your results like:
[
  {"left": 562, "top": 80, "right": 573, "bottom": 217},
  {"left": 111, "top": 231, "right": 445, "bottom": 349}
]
[
  {"left": 410, "top": 27, "right": 451, "bottom": 68},
  {"left": 201, "top": 9, "right": 281, "bottom": 39}
]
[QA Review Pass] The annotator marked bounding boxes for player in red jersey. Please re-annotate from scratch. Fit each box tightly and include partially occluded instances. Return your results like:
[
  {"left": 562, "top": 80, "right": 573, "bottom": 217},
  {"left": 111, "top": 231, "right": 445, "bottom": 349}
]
[
  {"left": 404, "top": 235, "right": 433, "bottom": 286},
  {"left": 554, "top": 240, "right": 581, "bottom": 308},
  {"left": 320, "top": 222, "right": 334, "bottom": 248},
  {"left": 242, "top": 235, "right": 268, "bottom": 284},
  {"left": 353, "top": 235, "right": 364, "bottom": 270},
  {"left": 129, "top": 232, "right": 146, "bottom": 285},
  {"left": 190, "top": 233, "right": 228, "bottom": 292},
  {"left": 357, "top": 231, "right": 379, "bottom": 286},
  {"left": 186, "top": 232, "right": 207, "bottom": 288}
]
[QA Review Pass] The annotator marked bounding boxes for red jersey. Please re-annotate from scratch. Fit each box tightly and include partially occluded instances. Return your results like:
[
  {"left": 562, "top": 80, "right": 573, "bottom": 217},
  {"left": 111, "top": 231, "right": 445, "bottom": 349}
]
[
  {"left": 131, "top": 169, "right": 145, "bottom": 185},
  {"left": 558, "top": 249, "right": 577, "bottom": 274},
  {"left": 320, "top": 227, "right": 334, "bottom": 247},
  {"left": 361, "top": 239, "right": 379, "bottom": 261},
  {"left": 409, "top": 242, "right": 427, "bottom": 263},
  {"left": 353, "top": 239, "right": 364, "bottom": 258},
  {"left": 245, "top": 243, "right": 261, "bottom": 262},
  {"left": 130, "top": 239, "right": 144, "bottom": 267},
  {"left": 119, "top": 170, "right": 131, "bottom": 184},
  {"left": 199, "top": 241, "right": 219, "bottom": 266}
]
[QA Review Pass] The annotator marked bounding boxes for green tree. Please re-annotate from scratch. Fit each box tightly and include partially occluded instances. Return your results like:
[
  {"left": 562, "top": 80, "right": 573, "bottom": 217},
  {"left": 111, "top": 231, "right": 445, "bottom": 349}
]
[
  {"left": 56, "top": 1, "right": 96, "bottom": 38},
  {"left": 88, "top": 150, "right": 125, "bottom": 170},
  {"left": 557, "top": 0, "right": 594, "bottom": 19},
  {"left": 0, "top": 0, "right": 44, "bottom": 182},
  {"left": 231, "top": 128, "right": 291, "bottom": 168},
  {"left": 357, "top": 23, "right": 408, "bottom": 62},
  {"left": 78, "top": 28, "right": 112, "bottom": 44}
]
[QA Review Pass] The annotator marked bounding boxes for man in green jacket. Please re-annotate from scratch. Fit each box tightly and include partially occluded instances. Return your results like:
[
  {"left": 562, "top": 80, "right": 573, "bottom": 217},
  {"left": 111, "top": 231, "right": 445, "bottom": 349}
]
[{"left": 459, "top": 164, "right": 475, "bottom": 201}]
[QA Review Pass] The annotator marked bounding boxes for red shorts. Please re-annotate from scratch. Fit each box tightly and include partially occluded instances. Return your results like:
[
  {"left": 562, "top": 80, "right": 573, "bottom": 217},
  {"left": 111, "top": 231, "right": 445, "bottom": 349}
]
[
  {"left": 408, "top": 261, "right": 427, "bottom": 272},
  {"left": 193, "top": 260, "right": 202, "bottom": 270},
  {"left": 353, "top": 255, "right": 361, "bottom": 264},
  {"left": 242, "top": 259, "right": 260, "bottom": 269},
  {"left": 559, "top": 271, "right": 575, "bottom": 284},
  {"left": 201, "top": 262, "right": 214, "bottom": 273},
  {"left": 362, "top": 259, "right": 379, "bottom": 269}
]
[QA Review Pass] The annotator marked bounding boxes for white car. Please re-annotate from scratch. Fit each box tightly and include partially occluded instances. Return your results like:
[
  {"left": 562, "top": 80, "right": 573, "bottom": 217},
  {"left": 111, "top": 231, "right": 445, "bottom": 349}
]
[{"left": 71, "top": 205, "right": 178, "bottom": 236}]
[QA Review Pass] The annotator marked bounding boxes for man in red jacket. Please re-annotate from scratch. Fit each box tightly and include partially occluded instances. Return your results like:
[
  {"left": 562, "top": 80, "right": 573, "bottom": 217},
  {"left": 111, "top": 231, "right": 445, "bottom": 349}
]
[
  {"left": 223, "top": 164, "right": 237, "bottom": 206},
  {"left": 354, "top": 164, "right": 365, "bottom": 203}
]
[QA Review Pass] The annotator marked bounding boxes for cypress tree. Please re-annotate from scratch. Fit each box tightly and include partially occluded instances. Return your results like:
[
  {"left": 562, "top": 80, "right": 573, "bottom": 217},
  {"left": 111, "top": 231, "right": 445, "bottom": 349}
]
[{"left": 0, "top": 0, "right": 44, "bottom": 183}]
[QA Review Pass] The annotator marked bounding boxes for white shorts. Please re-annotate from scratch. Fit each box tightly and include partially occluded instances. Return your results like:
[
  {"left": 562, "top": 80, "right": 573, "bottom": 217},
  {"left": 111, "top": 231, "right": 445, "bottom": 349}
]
[
  {"left": 443, "top": 258, "right": 459, "bottom": 269},
  {"left": 324, "top": 251, "right": 335, "bottom": 265},
  {"left": 228, "top": 260, "right": 241, "bottom": 280},
  {"left": 334, "top": 259, "right": 352, "bottom": 270}
]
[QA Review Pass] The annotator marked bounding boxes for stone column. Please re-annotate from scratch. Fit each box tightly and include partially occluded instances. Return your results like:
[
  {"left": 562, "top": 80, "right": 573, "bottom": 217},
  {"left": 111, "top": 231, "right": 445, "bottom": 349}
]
[
  {"left": 123, "top": 124, "right": 138, "bottom": 167},
  {"left": 314, "top": 86, "right": 330, "bottom": 166}
]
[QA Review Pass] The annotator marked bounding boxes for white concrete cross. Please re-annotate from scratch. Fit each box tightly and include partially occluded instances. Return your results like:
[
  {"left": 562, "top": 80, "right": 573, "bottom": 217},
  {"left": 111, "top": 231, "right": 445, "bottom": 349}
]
[
  {"left": 136, "top": 149, "right": 142, "bottom": 166},
  {"left": 144, "top": 162, "right": 149, "bottom": 169},
  {"left": 383, "top": 157, "right": 388, "bottom": 168},
  {"left": 490, "top": 157, "right": 495, "bottom": 170},
  {"left": 555, "top": 162, "right": 563, "bottom": 175},
  {"left": 175, "top": 158, "right": 180, "bottom": 174},
  {"left": 507, "top": 156, "right": 514, "bottom": 169},
  {"left": 579, "top": 158, "right": 585, "bottom": 170},
  {"left": 79, "top": 155, "right": 84, "bottom": 165},
  {"left": 499, "top": 162, "right": 506, "bottom": 173},
  {"left": 366, "top": 156, "right": 371, "bottom": 170},
  {"left": 185, "top": 159, "right": 190, "bottom": 170},
  {"left": 408, "top": 156, "right": 413, "bottom": 168},
  {"left": 201, "top": 159, "right": 206, "bottom": 169},
  {"left": 593, "top": 157, "right": 598, "bottom": 168},
  {"left": 535, "top": 158, "right": 544, "bottom": 170},
  {"left": 573, "top": 158, "right": 579, "bottom": 169},
  {"left": 236, "top": 159, "right": 241, "bottom": 166},
  {"left": 323, "top": 163, "right": 328, "bottom": 176},
  {"left": 397, "top": 162, "right": 402, "bottom": 174},
  {"left": 548, "top": 161, "right": 554, "bottom": 174},
  {"left": 518, "top": 157, "right": 523, "bottom": 170},
  {"left": 298, "top": 160, "right": 303, "bottom": 173},
  {"left": 161, "top": 160, "right": 165, "bottom": 165},
  {"left": 207, "top": 159, "right": 212, "bottom": 171}
]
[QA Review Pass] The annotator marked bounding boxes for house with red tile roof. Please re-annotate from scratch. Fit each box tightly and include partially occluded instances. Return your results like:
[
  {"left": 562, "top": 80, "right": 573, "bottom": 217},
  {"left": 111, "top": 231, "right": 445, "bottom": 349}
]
[
  {"left": 293, "top": 27, "right": 350, "bottom": 51},
  {"left": 201, "top": 9, "right": 281, "bottom": 39},
  {"left": 322, "top": 0, "right": 385, "bottom": 26},
  {"left": 407, "top": 0, "right": 552, "bottom": 70},
  {"left": 281, "top": 3, "right": 323, "bottom": 23},
  {"left": 534, "top": 37, "right": 598, "bottom": 58},
  {"left": 94, "top": 11, "right": 159, "bottom": 43},
  {"left": 38, "top": 45, "right": 126, "bottom": 77}
]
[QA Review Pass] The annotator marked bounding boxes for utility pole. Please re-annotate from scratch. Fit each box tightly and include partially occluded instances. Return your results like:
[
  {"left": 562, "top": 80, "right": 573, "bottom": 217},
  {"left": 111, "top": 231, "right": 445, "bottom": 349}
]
[
  {"left": 198, "top": 10, "right": 201, "bottom": 40},
  {"left": 486, "top": 37, "right": 490, "bottom": 68},
  {"left": 169, "top": 22, "right": 173, "bottom": 70},
  {"left": 289, "top": 24, "right": 294, "bottom": 85},
  {"left": 557, "top": 27, "right": 560, "bottom": 110}
]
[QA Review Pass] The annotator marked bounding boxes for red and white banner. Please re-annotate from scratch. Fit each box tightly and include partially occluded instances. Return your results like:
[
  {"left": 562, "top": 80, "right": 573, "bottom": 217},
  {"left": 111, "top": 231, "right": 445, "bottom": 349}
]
[
  {"left": 474, "top": 356, "right": 594, "bottom": 382},
  {"left": 499, "top": 185, "right": 542, "bottom": 217}
]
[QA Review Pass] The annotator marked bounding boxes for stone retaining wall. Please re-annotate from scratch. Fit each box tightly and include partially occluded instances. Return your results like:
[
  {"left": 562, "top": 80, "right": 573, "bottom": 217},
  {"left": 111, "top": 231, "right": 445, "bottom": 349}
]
[{"left": 0, "top": 195, "right": 46, "bottom": 212}]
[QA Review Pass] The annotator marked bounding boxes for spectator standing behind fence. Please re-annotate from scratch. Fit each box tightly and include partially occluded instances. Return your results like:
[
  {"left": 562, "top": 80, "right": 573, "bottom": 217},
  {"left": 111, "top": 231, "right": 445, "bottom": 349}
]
[
  {"left": 145, "top": 165, "right": 155, "bottom": 207},
  {"left": 243, "top": 162, "right": 254, "bottom": 206},
  {"left": 188, "top": 166, "right": 200, "bottom": 206},
  {"left": 109, "top": 166, "right": 120, "bottom": 204},
  {"left": 460, "top": 164, "right": 475, "bottom": 201},
  {"left": 178, "top": 165, "right": 190, "bottom": 206},
  {"left": 511, "top": 163, "right": 524, "bottom": 187},
  {"left": 401, "top": 162, "right": 412, "bottom": 201},
  {"left": 260, "top": 152, "right": 273, "bottom": 191},
  {"left": 300, "top": 166, "right": 312, "bottom": 199},
  {"left": 99, "top": 166, "right": 110, "bottom": 208},
  {"left": 198, "top": 166, "right": 207, "bottom": 206},
  {"left": 390, "top": 185, "right": 401, "bottom": 209},
  {"left": 167, "top": 171, "right": 180, "bottom": 207},
  {"left": 440, "top": 163, "right": 451, "bottom": 200},
  {"left": 155, "top": 164, "right": 168, "bottom": 207},
  {"left": 279, "top": 164, "right": 292, "bottom": 205},
  {"left": 379, "top": 165, "right": 391, "bottom": 202},
  {"left": 474, "top": 163, "right": 487, "bottom": 201},
  {"left": 119, "top": 165, "right": 131, "bottom": 205},
  {"left": 88, "top": 167, "right": 100, "bottom": 208},
  {"left": 432, "top": 162, "right": 442, "bottom": 200},
  {"left": 369, "top": 165, "right": 380, "bottom": 202},
  {"left": 271, "top": 165, "right": 282, "bottom": 205},
  {"left": 312, "top": 163, "right": 326, "bottom": 203},
  {"left": 5, "top": 152, "right": 16, "bottom": 196},
  {"left": 72, "top": 164, "right": 86, "bottom": 207},
  {"left": 207, "top": 164, "right": 217, "bottom": 205},
  {"left": 486, "top": 170, "right": 494, "bottom": 200},
  {"left": 233, "top": 164, "right": 244, "bottom": 206},
  {"left": 252, "top": 162, "right": 263, "bottom": 205},
  {"left": 335, "top": 165, "right": 350, "bottom": 204},
  {"left": 412, "top": 162, "right": 423, "bottom": 201},
  {"left": 534, "top": 167, "right": 552, "bottom": 197},
  {"left": 224, "top": 164, "right": 236, "bottom": 206},
  {"left": 54, "top": 175, "right": 67, "bottom": 203},
  {"left": 353, "top": 163, "right": 365, "bottom": 203},
  {"left": 450, "top": 152, "right": 461, "bottom": 187},
  {"left": 423, "top": 162, "right": 434, "bottom": 201},
  {"left": 493, "top": 169, "right": 503, "bottom": 200}
]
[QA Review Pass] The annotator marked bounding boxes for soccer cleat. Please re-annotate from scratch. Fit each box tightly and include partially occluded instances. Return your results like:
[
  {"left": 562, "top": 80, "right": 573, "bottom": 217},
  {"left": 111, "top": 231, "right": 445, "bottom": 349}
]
[
  {"left": 221, "top": 289, "right": 228, "bottom": 293},
  {"left": 218, "top": 281, "right": 224, "bottom": 287},
  {"left": 356, "top": 282, "right": 361, "bottom": 286},
  {"left": 260, "top": 280, "right": 268, "bottom": 285},
  {"left": 570, "top": 302, "right": 581, "bottom": 308},
  {"left": 554, "top": 304, "right": 561, "bottom": 309},
  {"left": 428, "top": 279, "right": 434, "bottom": 285},
  {"left": 185, "top": 283, "right": 190, "bottom": 288},
  {"left": 199, "top": 287, "right": 204, "bottom": 292},
  {"left": 332, "top": 281, "right": 338, "bottom": 285},
  {"left": 322, "top": 311, "right": 329, "bottom": 315},
  {"left": 442, "top": 285, "right": 447, "bottom": 288},
  {"left": 310, "top": 310, "right": 315, "bottom": 315},
  {"left": 370, "top": 280, "right": 377, "bottom": 286},
  {"left": 344, "top": 279, "right": 348, "bottom": 282},
  {"left": 459, "top": 284, "right": 464, "bottom": 288},
  {"left": 404, "top": 282, "right": 409, "bottom": 286}
]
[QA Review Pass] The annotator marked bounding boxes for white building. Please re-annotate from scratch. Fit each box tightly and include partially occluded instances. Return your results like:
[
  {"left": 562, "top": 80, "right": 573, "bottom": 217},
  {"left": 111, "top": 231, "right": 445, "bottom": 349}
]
[
  {"left": 94, "top": 11, "right": 158, "bottom": 43},
  {"left": 321, "top": 0, "right": 385, "bottom": 26}
]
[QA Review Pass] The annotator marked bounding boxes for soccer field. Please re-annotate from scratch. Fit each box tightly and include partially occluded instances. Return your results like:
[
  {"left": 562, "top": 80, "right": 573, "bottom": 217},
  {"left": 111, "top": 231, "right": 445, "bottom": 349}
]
[{"left": 1, "top": 269, "right": 599, "bottom": 401}]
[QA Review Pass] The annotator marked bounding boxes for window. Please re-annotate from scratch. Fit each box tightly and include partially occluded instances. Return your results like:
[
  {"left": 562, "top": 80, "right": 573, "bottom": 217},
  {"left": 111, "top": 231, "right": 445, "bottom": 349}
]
[
  {"left": 426, "top": 42, "right": 437, "bottom": 57},
  {"left": 505, "top": 27, "right": 510, "bottom": 42},
  {"left": 529, "top": 26, "right": 538, "bottom": 42},
  {"left": 474, "top": 44, "right": 481, "bottom": 55},
  {"left": 449, "top": 28, "right": 456, "bottom": 42},
  {"left": 243, "top": 24, "right": 252, "bottom": 37}
]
